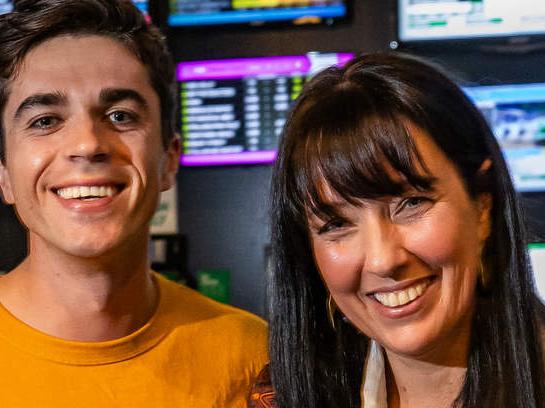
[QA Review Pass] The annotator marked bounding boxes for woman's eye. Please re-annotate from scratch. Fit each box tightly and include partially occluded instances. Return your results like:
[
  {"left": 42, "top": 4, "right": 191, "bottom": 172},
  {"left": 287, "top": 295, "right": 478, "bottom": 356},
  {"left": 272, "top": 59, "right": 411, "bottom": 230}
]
[
  {"left": 30, "top": 116, "right": 59, "bottom": 130},
  {"left": 402, "top": 196, "right": 427, "bottom": 209},
  {"left": 395, "top": 196, "right": 433, "bottom": 219},
  {"left": 318, "top": 218, "right": 347, "bottom": 235}
]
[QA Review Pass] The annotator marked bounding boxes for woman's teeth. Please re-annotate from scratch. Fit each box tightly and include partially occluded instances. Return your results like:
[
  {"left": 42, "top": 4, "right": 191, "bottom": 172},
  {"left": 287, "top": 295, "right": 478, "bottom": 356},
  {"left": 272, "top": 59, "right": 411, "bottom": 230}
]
[
  {"left": 56, "top": 186, "right": 116, "bottom": 200},
  {"left": 373, "top": 281, "right": 430, "bottom": 307}
]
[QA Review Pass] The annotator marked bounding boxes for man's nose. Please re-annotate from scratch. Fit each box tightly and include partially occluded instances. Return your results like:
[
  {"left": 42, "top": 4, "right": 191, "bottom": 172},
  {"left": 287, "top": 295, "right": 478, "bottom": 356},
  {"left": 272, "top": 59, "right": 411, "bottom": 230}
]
[{"left": 64, "top": 118, "right": 111, "bottom": 163}]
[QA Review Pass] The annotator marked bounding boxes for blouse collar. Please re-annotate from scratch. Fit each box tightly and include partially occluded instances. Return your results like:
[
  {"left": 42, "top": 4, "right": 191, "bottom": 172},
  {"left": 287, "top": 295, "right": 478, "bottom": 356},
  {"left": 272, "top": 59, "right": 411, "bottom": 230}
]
[{"left": 361, "top": 339, "right": 388, "bottom": 408}]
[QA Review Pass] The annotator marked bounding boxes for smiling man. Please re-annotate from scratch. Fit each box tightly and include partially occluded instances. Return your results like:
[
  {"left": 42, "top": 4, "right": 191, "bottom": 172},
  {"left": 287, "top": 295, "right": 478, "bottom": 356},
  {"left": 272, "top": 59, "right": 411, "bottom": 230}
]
[{"left": 0, "top": 1, "right": 267, "bottom": 406}]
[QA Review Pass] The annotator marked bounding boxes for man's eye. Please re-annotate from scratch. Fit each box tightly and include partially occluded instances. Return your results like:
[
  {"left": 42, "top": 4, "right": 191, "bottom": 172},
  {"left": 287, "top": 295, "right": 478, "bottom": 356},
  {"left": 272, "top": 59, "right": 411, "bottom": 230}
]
[
  {"left": 30, "top": 116, "right": 59, "bottom": 129},
  {"left": 108, "top": 110, "right": 135, "bottom": 124}
]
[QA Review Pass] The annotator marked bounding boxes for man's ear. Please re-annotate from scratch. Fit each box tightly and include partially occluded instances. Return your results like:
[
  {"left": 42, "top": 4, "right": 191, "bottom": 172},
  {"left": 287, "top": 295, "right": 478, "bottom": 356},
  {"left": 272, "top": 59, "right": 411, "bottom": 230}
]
[
  {"left": 160, "top": 135, "right": 180, "bottom": 192},
  {"left": 0, "top": 162, "right": 15, "bottom": 204}
]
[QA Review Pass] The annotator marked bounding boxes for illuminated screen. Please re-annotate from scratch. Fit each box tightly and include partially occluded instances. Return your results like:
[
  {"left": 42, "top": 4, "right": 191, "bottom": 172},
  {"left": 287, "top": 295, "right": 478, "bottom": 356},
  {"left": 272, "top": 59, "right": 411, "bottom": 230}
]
[
  {"left": 169, "top": 0, "right": 347, "bottom": 26},
  {"left": 530, "top": 243, "right": 545, "bottom": 302},
  {"left": 463, "top": 83, "right": 545, "bottom": 193},
  {"left": 0, "top": 0, "right": 11, "bottom": 14},
  {"left": 399, "top": 0, "right": 545, "bottom": 42},
  {"left": 132, "top": 0, "right": 150, "bottom": 20},
  {"left": 177, "top": 52, "right": 354, "bottom": 166}
]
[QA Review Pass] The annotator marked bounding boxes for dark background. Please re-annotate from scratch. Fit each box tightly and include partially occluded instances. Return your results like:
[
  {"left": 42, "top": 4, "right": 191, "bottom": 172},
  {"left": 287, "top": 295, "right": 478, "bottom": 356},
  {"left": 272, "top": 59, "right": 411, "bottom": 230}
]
[{"left": 1, "top": 0, "right": 544, "bottom": 316}]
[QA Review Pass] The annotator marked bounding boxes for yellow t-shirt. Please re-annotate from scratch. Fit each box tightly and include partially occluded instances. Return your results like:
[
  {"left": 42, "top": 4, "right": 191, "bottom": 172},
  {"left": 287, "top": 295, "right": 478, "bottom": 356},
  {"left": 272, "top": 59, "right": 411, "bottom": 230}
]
[{"left": 0, "top": 274, "right": 269, "bottom": 407}]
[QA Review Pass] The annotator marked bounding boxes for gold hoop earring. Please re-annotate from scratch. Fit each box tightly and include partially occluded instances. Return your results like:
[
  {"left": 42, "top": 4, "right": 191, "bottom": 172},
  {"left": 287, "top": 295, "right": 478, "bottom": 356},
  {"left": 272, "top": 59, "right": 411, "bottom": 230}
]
[{"left": 326, "top": 294, "right": 337, "bottom": 331}]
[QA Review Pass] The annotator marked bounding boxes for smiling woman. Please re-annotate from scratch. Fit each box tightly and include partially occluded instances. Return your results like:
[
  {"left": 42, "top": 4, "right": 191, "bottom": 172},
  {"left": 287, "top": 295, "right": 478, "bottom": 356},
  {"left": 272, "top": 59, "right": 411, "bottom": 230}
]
[{"left": 262, "top": 53, "right": 545, "bottom": 408}]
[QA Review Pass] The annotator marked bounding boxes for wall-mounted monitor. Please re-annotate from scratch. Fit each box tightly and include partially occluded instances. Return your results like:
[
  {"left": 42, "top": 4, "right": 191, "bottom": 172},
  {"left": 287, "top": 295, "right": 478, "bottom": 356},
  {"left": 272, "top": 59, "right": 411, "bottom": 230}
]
[
  {"left": 177, "top": 52, "right": 354, "bottom": 166},
  {"left": 530, "top": 243, "right": 545, "bottom": 302},
  {"left": 169, "top": 0, "right": 348, "bottom": 27},
  {"left": 0, "top": 0, "right": 12, "bottom": 14},
  {"left": 398, "top": 0, "right": 545, "bottom": 42},
  {"left": 463, "top": 83, "right": 545, "bottom": 193}
]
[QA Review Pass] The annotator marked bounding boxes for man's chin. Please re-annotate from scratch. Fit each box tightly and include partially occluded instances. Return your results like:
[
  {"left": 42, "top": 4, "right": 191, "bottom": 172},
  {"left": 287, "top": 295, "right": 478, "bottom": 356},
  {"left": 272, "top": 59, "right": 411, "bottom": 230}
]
[
  {"left": 62, "top": 243, "right": 119, "bottom": 259},
  {"left": 48, "top": 234, "right": 123, "bottom": 259}
]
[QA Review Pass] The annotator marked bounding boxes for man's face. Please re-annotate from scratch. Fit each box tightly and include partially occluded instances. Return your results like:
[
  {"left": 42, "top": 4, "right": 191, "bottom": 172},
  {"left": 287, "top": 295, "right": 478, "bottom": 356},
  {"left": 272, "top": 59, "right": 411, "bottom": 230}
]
[{"left": 0, "top": 35, "right": 179, "bottom": 258}]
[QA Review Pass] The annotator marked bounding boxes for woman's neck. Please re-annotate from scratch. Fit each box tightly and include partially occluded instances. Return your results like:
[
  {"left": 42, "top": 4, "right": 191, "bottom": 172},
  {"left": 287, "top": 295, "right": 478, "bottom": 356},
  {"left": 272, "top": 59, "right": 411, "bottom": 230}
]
[
  {"left": 385, "top": 353, "right": 466, "bottom": 408},
  {"left": 383, "top": 321, "right": 471, "bottom": 408}
]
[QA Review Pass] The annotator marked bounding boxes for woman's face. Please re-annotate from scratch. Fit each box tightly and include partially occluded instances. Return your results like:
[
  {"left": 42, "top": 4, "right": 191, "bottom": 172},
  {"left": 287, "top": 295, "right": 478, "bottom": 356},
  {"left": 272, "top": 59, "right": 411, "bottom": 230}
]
[{"left": 307, "top": 124, "right": 491, "bottom": 363}]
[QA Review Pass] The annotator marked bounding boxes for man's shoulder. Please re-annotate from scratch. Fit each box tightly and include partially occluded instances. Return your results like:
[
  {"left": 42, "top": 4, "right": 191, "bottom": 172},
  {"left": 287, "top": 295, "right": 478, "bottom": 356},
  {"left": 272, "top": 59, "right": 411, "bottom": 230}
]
[
  {"left": 155, "top": 273, "right": 269, "bottom": 371},
  {"left": 155, "top": 273, "right": 267, "bottom": 335}
]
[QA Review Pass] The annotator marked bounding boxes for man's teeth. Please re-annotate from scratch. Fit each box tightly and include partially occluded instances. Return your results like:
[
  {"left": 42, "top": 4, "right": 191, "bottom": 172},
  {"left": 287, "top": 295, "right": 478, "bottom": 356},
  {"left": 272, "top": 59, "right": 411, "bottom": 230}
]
[
  {"left": 56, "top": 186, "right": 116, "bottom": 199},
  {"left": 373, "top": 281, "right": 429, "bottom": 307}
]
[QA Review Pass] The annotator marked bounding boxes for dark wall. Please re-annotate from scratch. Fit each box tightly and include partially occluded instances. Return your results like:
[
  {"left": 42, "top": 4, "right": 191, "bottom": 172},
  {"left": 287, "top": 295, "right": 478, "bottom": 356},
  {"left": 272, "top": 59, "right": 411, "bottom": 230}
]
[
  {"left": 1, "top": 1, "right": 544, "bottom": 316},
  {"left": 164, "top": 1, "right": 396, "bottom": 59},
  {"left": 0, "top": 204, "right": 26, "bottom": 273},
  {"left": 176, "top": 166, "right": 273, "bottom": 315}
]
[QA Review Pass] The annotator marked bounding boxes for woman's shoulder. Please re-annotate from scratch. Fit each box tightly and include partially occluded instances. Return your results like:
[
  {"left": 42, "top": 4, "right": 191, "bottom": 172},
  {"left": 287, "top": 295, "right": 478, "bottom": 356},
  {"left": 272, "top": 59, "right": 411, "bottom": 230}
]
[{"left": 248, "top": 364, "right": 277, "bottom": 407}]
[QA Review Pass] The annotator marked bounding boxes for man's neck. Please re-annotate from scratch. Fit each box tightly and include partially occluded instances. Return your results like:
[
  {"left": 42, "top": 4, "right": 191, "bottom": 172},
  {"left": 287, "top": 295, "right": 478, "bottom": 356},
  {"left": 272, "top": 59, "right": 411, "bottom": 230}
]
[{"left": 0, "top": 237, "right": 158, "bottom": 342}]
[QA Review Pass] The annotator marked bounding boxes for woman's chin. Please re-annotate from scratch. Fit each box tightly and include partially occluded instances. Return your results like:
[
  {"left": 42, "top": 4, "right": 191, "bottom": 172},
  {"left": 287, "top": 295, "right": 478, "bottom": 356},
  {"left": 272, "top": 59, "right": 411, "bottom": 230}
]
[{"left": 376, "top": 330, "right": 445, "bottom": 361}]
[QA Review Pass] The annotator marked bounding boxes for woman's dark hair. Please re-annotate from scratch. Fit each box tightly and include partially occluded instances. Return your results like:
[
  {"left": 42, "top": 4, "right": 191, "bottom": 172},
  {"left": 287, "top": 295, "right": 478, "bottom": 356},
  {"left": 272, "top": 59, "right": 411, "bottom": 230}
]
[
  {"left": 269, "top": 52, "right": 545, "bottom": 407},
  {"left": 0, "top": 0, "right": 175, "bottom": 163}
]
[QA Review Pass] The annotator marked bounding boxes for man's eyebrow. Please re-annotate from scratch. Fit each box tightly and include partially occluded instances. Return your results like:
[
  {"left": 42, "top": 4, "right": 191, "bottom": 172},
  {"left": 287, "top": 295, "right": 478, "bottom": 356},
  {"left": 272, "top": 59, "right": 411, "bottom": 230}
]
[
  {"left": 14, "top": 92, "right": 67, "bottom": 121},
  {"left": 99, "top": 88, "right": 149, "bottom": 110}
]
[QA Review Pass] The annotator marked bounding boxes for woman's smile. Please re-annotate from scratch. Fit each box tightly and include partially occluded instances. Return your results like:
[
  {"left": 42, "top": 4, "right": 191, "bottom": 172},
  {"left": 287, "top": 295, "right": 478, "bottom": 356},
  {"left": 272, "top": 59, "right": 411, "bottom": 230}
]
[
  {"left": 362, "top": 276, "right": 438, "bottom": 319},
  {"left": 366, "top": 276, "right": 434, "bottom": 307}
]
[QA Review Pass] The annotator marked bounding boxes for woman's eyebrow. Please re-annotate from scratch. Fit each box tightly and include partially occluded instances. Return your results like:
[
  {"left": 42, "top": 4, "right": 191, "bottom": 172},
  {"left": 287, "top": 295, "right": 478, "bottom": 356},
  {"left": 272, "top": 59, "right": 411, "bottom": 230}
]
[{"left": 399, "top": 175, "right": 439, "bottom": 193}]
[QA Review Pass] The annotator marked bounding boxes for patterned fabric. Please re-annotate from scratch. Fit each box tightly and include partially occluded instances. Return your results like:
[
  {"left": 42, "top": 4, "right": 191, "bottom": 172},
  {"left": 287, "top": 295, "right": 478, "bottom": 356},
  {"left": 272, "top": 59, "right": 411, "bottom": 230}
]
[
  {"left": 248, "top": 364, "right": 278, "bottom": 407},
  {"left": 249, "top": 341, "right": 387, "bottom": 408}
]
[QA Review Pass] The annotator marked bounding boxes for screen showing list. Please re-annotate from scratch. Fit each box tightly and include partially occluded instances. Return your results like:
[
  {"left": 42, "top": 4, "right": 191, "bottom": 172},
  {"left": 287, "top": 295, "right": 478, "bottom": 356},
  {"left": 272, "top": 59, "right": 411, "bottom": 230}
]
[{"left": 177, "top": 53, "right": 353, "bottom": 166}]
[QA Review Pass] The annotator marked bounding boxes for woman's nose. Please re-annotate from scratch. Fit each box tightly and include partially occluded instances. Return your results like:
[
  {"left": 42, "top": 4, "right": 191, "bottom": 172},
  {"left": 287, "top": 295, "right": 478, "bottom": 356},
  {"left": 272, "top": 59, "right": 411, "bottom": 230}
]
[{"left": 362, "top": 219, "right": 408, "bottom": 277}]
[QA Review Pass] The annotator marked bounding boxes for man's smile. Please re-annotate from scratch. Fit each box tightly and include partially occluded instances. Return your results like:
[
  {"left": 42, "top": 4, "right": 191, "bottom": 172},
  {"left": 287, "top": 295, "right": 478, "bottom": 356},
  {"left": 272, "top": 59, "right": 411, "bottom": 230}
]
[{"left": 55, "top": 185, "right": 119, "bottom": 200}]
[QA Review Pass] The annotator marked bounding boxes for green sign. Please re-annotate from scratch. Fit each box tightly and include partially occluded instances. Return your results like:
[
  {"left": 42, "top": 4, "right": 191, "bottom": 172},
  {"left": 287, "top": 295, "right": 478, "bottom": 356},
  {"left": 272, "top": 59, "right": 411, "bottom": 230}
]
[{"left": 197, "top": 269, "right": 231, "bottom": 304}]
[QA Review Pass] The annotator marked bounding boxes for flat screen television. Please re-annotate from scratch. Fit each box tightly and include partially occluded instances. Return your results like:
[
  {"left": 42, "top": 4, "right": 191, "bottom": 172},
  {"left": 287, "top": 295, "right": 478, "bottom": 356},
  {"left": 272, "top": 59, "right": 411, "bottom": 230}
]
[
  {"left": 0, "top": 0, "right": 11, "bottom": 14},
  {"left": 168, "top": 0, "right": 348, "bottom": 27},
  {"left": 398, "top": 0, "right": 545, "bottom": 43},
  {"left": 177, "top": 52, "right": 354, "bottom": 166},
  {"left": 463, "top": 83, "right": 545, "bottom": 193},
  {"left": 530, "top": 243, "right": 545, "bottom": 302}
]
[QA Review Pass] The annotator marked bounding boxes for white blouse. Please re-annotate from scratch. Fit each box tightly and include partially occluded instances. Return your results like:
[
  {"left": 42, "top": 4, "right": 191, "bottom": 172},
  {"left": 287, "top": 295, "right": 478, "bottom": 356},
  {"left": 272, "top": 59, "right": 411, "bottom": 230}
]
[{"left": 361, "top": 340, "right": 388, "bottom": 408}]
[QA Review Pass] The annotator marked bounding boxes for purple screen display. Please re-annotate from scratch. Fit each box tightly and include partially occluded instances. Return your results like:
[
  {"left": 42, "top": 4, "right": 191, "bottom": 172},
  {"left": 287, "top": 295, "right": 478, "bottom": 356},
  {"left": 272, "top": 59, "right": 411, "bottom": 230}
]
[{"left": 177, "top": 53, "right": 354, "bottom": 166}]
